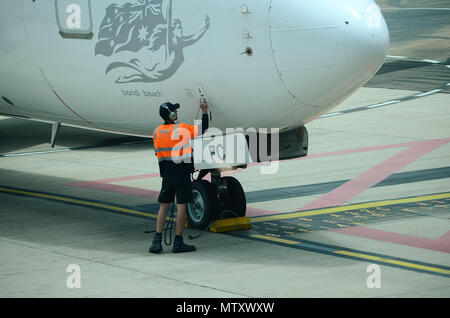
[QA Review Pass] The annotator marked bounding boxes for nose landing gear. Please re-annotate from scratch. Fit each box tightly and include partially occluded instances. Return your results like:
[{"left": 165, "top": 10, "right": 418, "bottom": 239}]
[{"left": 187, "top": 169, "right": 247, "bottom": 230}]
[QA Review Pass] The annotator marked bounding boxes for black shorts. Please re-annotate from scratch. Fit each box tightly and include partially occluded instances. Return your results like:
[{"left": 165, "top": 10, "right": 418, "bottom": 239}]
[{"left": 158, "top": 174, "right": 193, "bottom": 204}]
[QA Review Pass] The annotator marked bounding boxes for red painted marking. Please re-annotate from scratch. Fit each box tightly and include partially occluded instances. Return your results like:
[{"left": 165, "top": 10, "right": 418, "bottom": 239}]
[
  {"left": 68, "top": 181, "right": 160, "bottom": 200},
  {"left": 69, "top": 180, "right": 279, "bottom": 217},
  {"left": 74, "top": 170, "right": 238, "bottom": 186},
  {"left": 68, "top": 138, "right": 450, "bottom": 218},
  {"left": 298, "top": 139, "right": 449, "bottom": 211},
  {"left": 67, "top": 136, "right": 450, "bottom": 254},
  {"left": 246, "top": 206, "right": 279, "bottom": 217},
  {"left": 438, "top": 230, "right": 450, "bottom": 243},
  {"left": 333, "top": 227, "right": 450, "bottom": 254},
  {"left": 69, "top": 137, "right": 450, "bottom": 188},
  {"left": 92, "top": 173, "right": 160, "bottom": 184},
  {"left": 244, "top": 137, "right": 450, "bottom": 168}
]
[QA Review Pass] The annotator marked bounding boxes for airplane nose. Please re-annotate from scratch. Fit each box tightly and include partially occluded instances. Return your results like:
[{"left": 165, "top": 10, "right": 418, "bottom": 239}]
[
  {"left": 269, "top": 0, "right": 389, "bottom": 110},
  {"left": 343, "top": 1, "right": 390, "bottom": 78}
]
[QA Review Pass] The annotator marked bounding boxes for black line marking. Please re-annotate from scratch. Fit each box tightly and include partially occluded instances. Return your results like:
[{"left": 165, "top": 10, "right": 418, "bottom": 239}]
[
  {"left": 231, "top": 233, "right": 450, "bottom": 277},
  {"left": 245, "top": 167, "right": 450, "bottom": 204}
]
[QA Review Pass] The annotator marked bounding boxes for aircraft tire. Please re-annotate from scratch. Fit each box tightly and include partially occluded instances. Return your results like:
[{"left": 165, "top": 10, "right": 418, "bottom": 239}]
[
  {"left": 220, "top": 176, "right": 246, "bottom": 217},
  {"left": 187, "top": 180, "right": 219, "bottom": 230}
]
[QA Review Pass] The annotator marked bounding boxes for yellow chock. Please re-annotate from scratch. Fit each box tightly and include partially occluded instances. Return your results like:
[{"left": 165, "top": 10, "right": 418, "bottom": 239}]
[{"left": 210, "top": 216, "right": 252, "bottom": 233}]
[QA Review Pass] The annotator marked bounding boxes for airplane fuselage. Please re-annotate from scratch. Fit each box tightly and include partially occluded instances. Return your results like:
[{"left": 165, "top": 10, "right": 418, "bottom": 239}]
[{"left": 0, "top": 0, "right": 389, "bottom": 137}]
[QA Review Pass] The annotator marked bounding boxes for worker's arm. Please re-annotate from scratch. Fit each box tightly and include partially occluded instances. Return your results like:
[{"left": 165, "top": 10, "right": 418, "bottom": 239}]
[
  {"left": 153, "top": 128, "right": 164, "bottom": 177},
  {"left": 152, "top": 129, "right": 158, "bottom": 156},
  {"left": 201, "top": 113, "right": 209, "bottom": 134},
  {"left": 200, "top": 99, "right": 209, "bottom": 134}
]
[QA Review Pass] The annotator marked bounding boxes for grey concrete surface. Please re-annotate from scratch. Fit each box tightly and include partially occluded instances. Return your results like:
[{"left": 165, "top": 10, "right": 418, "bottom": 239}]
[{"left": 378, "top": 0, "right": 450, "bottom": 62}]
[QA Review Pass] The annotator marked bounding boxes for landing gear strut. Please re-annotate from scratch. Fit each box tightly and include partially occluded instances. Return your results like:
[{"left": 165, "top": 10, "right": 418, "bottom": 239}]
[{"left": 187, "top": 168, "right": 247, "bottom": 230}]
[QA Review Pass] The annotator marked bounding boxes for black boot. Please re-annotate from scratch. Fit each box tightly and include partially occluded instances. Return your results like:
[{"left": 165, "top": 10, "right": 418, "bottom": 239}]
[
  {"left": 172, "top": 235, "right": 196, "bottom": 253},
  {"left": 149, "top": 233, "right": 163, "bottom": 254}
]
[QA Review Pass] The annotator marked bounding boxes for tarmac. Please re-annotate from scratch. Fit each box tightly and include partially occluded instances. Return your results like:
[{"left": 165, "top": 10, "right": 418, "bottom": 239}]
[{"left": 0, "top": 0, "right": 449, "bottom": 297}]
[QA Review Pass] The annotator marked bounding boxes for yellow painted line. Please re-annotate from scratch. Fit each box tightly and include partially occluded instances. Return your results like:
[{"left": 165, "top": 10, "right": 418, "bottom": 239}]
[
  {"left": 334, "top": 250, "right": 383, "bottom": 262},
  {"left": 334, "top": 250, "right": 450, "bottom": 275},
  {"left": 251, "top": 193, "right": 450, "bottom": 223},
  {"left": 0, "top": 186, "right": 157, "bottom": 219},
  {"left": 248, "top": 234, "right": 450, "bottom": 276},
  {"left": 250, "top": 234, "right": 299, "bottom": 245}
]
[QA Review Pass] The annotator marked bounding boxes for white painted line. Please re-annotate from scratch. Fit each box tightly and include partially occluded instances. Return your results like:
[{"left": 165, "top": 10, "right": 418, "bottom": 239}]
[
  {"left": 381, "top": 8, "right": 450, "bottom": 11},
  {"left": 366, "top": 100, "right": 401, "bottom": 109},
  {"left": 387, "top": 55, "right": 408, "bottom": 59},
  {"left": 2, "top": 149, "right": 71, "bottom": 157},
  {"left": 320, "top": 112, "right": 343, "bottom": 118},
  {"left": 421, "top": 59, "right": 441, "bottom": 64},
  {"left": 414, "top": 89, "right": 443, "bottom": 97}
]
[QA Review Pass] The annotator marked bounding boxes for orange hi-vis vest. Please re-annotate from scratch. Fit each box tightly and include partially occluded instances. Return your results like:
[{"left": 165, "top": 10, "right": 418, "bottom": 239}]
[{"left": 153, "top": 123, "right": 199, "bottom": 163}]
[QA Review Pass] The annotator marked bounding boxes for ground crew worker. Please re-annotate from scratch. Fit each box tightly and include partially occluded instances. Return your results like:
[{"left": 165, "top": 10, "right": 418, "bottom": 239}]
[{"left": 149, "top": 99, "right": 209, "bottom": 253}]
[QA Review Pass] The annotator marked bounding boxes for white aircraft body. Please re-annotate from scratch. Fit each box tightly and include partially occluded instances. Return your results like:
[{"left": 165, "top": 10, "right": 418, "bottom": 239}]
[
  {"left": 0, "top": 0, "right": 389, "bottom": 227},
  {"left": 0, "top": 0, "right": 389, "bottom": 136}
]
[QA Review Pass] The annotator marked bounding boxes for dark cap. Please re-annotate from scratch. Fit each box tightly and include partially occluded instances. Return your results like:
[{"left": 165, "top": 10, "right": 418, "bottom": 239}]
[{"left": 159, "top": 102, "right": 180, "bottom": 121}]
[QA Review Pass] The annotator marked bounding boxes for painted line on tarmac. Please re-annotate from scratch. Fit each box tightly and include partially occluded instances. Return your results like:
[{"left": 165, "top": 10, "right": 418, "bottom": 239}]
[
  {"left": 1, "top": 184, "right": 447, "bottom": 230},
  {"left": 1, "top": 184, "right": 447, "bottom": 233},
  {"left": 298, "top": 138, "right": 449, "bottom": 211},
  {"left": 366, "top": 100, "right": 401, "bottom": 108},
  {"left": 320, "top": 57, "right": 449, "bottom": 119},
  {"left": 246, "top": 166, "right": 450, "bottom": 204},
  {"left": 251, "top": 192, "right": 450, "bottom": 223},
  {"left": 243, "top": 234, "right": 450, "bottom": 277},
  {"left": 0, "top": 138, "right": 151, "bottom": 158},
  {"left": 2, "top": 184, "right": 449, "bottom": 276},
  {"left": 1, "top": 149, "right": 71, "bottom": 157},
  {"left": 381, "top": 8, "right": 450, "bottom": 11},
  {"left": 320, "top": 112, "right": 343, "bottom": 118},
  {"left": 0, "top": 185, "right": 158, "bottom": 220},
  {"left": 421, "top": 59, "right": 441, "bottom": 64},
  {"left": 414, "top": 89, "right": 443, "bottom": 97},
  {"left": 334, "top": 227, "right": 450, "bottom": 254},
  {"left": 386, "top": 55, "right": 408, "bottom": 59},
  {"left": 320, "top": 85, "right": 445, "bottom": 118}
]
